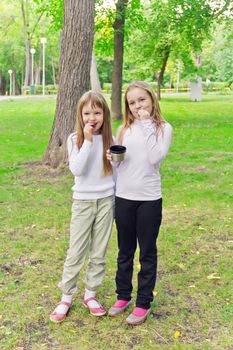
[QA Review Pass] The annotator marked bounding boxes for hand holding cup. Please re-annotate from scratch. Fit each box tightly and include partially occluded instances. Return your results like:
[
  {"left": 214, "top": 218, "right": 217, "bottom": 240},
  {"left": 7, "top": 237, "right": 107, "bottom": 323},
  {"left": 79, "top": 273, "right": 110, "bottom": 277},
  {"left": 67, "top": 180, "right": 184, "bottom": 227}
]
[{"left": 106, "top": 149, "right": 112, "bottom": 162}]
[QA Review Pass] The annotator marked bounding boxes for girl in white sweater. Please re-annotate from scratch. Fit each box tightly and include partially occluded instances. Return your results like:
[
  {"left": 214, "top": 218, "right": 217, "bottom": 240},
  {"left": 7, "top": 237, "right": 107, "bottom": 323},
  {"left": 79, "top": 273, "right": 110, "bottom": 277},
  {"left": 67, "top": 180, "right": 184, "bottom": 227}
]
[
  {"left": 107, "top": 81, "right": 173, "bottom": 325},
  {"left": 50, "top": 91, "right": 114, "bottom": 323}
]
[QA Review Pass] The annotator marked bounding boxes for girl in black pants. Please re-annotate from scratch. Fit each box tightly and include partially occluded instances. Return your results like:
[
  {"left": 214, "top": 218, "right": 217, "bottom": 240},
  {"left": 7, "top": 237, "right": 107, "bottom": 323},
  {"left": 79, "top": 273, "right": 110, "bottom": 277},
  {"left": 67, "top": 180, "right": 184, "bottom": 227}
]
[{"left": 107, "top": 81, "right": 172, "bottom": 325}]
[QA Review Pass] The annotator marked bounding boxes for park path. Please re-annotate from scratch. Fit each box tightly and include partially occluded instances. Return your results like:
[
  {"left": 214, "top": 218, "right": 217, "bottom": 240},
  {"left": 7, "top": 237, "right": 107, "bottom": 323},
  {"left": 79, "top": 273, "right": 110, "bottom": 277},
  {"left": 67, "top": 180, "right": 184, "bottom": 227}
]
[{"left": 0, "top": 95, "right": 56, "bottom": 101}]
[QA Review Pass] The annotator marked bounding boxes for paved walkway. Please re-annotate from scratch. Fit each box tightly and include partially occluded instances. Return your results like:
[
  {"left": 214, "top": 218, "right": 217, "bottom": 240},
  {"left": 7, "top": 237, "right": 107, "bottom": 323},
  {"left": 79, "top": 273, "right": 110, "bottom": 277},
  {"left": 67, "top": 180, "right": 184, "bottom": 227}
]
[{"left": 0, "top": 95, "right": 56, "bottom": 101}]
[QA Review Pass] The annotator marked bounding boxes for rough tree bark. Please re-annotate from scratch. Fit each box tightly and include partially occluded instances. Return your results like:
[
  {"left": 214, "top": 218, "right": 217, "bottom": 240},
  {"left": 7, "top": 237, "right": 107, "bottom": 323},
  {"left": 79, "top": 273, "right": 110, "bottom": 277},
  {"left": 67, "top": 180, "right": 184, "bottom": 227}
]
[
  {"left": 43, "top": 0, "right": 95, "bottom": 168},
  {"left": 111, "top": 0, "right": 129, "bottom": 120},
  {"left": 156, "top": 47, "right": 170, "bottom": 100}
]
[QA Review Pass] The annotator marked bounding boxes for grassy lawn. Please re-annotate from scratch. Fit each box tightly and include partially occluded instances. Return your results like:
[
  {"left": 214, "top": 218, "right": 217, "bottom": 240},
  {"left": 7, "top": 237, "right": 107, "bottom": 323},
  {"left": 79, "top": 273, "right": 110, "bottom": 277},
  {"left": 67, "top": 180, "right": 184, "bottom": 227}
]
[{"left": 0, "top": 94, "right": 232, "bottom": 350}]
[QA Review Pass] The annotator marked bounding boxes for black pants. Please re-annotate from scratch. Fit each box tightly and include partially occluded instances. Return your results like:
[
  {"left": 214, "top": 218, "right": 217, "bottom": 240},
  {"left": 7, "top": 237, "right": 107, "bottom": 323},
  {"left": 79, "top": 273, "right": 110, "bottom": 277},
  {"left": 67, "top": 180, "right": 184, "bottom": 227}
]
[{"left": 115, "top": 196, "right": 162, "bottom": 309}]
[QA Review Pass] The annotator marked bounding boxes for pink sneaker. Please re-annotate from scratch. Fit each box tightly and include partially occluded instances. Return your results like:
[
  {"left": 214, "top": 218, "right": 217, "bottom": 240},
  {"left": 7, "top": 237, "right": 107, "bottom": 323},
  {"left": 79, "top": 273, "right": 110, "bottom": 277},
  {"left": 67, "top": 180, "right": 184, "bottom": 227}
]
[
  {"left": 126, "top": 307, "right": 151, "bottom": 325},
  {"left": 108, "top": 300, "right": 131, "bottom": 316},
  {"left": 49, "top": 301, "right": 72, "bottom": 323},
  {"left": 82, "top": 297, "right": 106, "bottom": 316}
]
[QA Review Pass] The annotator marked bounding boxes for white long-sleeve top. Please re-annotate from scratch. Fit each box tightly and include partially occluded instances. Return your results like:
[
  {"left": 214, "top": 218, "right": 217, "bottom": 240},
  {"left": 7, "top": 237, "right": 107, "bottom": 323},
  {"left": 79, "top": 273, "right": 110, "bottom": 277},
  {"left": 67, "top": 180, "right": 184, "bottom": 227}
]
[
  {"left": 115, "top": 119, "right": 172, "bottom": 201},
  {"left": 67, "top": 133, "right": 115, "bottom": 200}
]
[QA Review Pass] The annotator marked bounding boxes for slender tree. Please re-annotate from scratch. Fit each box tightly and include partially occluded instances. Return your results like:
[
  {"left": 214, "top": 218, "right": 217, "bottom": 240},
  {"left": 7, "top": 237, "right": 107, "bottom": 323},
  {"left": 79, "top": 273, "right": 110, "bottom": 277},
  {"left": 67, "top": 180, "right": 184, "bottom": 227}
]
[
  {"left": 111, "top": 0, "right": 129, "bottom": 119},
  {"left": 43, "top": 0, "right": 95, "bottom": 167},
  {"left": 20, "top": 0, "right": 44, "bottom": 86}
]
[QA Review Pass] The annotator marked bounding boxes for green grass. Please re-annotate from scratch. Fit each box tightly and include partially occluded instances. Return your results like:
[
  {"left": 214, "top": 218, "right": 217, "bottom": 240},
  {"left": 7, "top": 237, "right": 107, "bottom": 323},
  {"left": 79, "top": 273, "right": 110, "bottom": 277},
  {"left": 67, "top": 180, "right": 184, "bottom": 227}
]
[{"left": 0, "top": 94, "right": 233, "bottom": 350}]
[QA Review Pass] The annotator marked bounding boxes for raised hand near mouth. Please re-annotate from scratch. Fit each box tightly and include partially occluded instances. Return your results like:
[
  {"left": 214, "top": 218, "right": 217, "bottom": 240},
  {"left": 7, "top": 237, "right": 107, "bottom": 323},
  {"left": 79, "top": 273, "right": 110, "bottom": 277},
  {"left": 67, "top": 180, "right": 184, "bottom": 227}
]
[
  {"left": 84, "top": 123, "right": 93, "bottom": 142},
  {"left": 138, "top": 109, "right": 151, "bottom": 120}
]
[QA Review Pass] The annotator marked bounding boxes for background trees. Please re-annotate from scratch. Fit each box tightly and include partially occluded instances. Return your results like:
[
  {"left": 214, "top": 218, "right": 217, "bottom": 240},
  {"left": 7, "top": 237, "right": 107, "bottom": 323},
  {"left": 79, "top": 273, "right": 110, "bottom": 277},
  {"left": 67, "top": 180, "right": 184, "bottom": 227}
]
[
  {"left": 0, "top": 1, "right": 232, "bottom": 167},
  {"left": 1, "top": 0, "right": 232, "bottom": 97}
]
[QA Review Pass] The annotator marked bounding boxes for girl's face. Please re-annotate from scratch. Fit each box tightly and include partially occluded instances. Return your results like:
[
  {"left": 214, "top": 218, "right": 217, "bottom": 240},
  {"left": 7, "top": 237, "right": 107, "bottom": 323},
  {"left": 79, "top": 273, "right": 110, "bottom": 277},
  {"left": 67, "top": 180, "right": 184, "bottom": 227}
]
[
  {"left": 126, "top": 87, "right": 153, "bottom": 119},
  {"left": 82, "top": 101, "right": 104, "bottom": 134}
]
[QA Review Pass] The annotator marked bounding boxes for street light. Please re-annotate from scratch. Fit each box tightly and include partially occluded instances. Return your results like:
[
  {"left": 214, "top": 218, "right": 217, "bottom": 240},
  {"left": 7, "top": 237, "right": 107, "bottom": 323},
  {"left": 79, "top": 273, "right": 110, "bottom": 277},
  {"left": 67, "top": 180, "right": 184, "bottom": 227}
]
[
  {"left": 30, "top": 48, "right": 36, "bottom": 94},
  {"left": 8, "top": 69, "right": 13, "bottom": 96},
  {"left": 30, "top": 48, "right": 36, "bottom": 85},
  {"left": 40, "top": 37, "right": 47, "bottom": 95}
]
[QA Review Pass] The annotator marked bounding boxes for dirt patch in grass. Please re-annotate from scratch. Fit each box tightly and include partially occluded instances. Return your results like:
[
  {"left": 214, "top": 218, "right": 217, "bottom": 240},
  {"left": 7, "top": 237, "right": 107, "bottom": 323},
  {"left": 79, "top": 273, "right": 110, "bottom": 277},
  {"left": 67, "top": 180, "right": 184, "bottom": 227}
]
[
  {"left": 23, "top": 162, "right": 69, "bottom": 179},
  {"left": 196, "top": 166, "right": 208, "bottom": 173}
]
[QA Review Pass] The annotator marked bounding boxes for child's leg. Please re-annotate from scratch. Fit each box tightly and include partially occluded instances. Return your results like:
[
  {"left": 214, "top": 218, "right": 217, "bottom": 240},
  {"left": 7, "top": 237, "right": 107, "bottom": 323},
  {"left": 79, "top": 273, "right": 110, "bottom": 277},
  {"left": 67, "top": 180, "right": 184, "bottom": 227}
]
[
  {"left": 85, "top": 195, "right": 114, "bottom": 291},
  {"left": 136, "top": 198, "right": 162, "bottom": 309},
  {"left": 59, "top": 199, "right": 95, "bottom": 295},
  {"left": 114, "top": 197, "right": 138, "bottom": 301}
]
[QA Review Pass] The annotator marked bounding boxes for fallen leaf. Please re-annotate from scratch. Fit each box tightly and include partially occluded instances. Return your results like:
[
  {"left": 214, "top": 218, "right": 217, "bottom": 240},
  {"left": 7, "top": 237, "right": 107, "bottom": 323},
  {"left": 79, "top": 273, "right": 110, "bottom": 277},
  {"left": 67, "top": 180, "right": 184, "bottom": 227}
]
[
  {"left": 68, "top": 329, "right": 77, "bottom": 334},
  {"left": 207, "top": 273, "right": 221, "bottom": 280},
  {"left": 173, "top": 330, "right": 181, "bottom": 339},
  {"left": 177, "top": 263, "right": 185, "bottom": 270},
  {"left": 153, "top": 290, "right": 158, "bottom": 297},
  {"left": 198, "top": 226, "right": 206, "bottom": 231}
]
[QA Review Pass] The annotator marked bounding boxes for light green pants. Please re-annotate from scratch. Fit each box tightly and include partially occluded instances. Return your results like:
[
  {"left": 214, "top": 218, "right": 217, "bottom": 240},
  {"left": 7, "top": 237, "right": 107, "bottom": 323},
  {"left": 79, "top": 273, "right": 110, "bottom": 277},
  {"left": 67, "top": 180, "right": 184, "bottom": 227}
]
[{"left": 59, "top": 195, "right": 114, "bottom": 295}]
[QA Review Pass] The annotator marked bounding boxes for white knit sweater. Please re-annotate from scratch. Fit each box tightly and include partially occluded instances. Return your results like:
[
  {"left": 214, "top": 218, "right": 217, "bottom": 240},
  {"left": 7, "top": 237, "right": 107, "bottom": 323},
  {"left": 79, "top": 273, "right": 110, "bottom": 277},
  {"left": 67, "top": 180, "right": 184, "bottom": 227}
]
[
  {"left": 67, "top": 133, "right": 115, "bottom": 200},
  {"left": 115, "top": 119, "right": 172, "bottom": 201}
]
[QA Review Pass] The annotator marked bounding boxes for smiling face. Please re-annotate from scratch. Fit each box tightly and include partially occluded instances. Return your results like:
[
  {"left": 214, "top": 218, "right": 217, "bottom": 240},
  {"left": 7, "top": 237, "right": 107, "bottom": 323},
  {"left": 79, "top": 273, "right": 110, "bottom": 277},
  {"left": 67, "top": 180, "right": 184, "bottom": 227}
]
[
  {"left": 126, "top": 87, "right": 153, "bottom": 119},
  {"left": 82, "top": 101, "right": 104, "bottom": 134}
]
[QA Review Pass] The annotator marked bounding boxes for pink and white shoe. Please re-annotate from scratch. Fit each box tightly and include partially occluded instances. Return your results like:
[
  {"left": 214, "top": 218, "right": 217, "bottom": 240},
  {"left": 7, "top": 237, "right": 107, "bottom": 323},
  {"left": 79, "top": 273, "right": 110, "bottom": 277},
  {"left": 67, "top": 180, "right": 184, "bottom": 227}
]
[
  {"left": 108, "top": 300, "right": 131, "bottom": 316},
  {"left": 49, "top": 301, "right": 72, "bottom": 323},
  {"left": 126, "top": 307, "right": 151, "bottom": 325},
  {"left": 82, "top": 297, "right": 106, "bottom": 316}
]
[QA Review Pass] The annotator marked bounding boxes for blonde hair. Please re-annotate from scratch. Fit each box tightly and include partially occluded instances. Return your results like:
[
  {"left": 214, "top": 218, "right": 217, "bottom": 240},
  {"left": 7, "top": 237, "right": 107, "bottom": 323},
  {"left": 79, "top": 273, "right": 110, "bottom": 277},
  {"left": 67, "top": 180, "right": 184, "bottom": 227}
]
[
  {"left": 76, "top": 91, "right": 113, "bottom": 176},
  {"left": 118, "top": 81, "right": 165, "bottom": 144}
]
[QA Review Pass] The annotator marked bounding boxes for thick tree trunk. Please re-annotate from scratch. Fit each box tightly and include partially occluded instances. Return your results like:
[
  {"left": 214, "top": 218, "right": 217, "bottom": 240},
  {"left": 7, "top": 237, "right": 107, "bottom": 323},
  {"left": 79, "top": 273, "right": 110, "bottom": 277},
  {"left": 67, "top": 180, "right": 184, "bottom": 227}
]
[
  {"left": 90, "top": 51, "right": 101, "bottom": 92},
  {"left": 111, "top": 0, "right": 129, "bottom": 120},
  {"left": 156, "top": 47, "right": 170, "bottom": 100},
  {"left": 43, "top": 0, "right": 95, "bottom": 168}
]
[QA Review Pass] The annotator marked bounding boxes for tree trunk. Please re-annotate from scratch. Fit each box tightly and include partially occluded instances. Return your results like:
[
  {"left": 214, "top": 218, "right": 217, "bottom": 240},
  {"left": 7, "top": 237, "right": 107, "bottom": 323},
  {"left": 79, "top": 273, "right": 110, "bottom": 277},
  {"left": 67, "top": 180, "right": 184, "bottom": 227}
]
[
  {"left": 51, "top": 56, "right": 56, "bottom": 85},
  {"left": 90, "top": 51, "right": 101, "bottom": 93},
  {"left": 12, "top": 69, "right": 16, "bottom": 95},
  {"left": 21, "top": 0, "right": 31, "bottom": 87},
  {"left": 111, "top": 0, "right": 129, "bottom": 120},
  {"left": 156, "top": 47, "right": 170, "bottom": 100},
  {"left": 0, "top": 74, "right": 6, "bottom": 95},
  {"left": 43, "top": 0, "right": 95, "bottom": 168},
  {"left": 35, "top": 63, "right": 41, "bottom": 85}
]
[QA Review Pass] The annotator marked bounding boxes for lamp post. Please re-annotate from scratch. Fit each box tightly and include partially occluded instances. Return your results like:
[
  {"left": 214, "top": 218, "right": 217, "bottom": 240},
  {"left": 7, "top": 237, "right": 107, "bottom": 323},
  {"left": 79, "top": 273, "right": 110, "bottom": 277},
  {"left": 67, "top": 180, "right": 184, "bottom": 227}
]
[
  {"left": 8, "top": 69, "right": 13, "bottom": 96},
  {"left": 40, "top": 37, "right": 47, "bottom": 95},
  {"left": 30, "top": 48, "right": 36, "bottom": 94}
]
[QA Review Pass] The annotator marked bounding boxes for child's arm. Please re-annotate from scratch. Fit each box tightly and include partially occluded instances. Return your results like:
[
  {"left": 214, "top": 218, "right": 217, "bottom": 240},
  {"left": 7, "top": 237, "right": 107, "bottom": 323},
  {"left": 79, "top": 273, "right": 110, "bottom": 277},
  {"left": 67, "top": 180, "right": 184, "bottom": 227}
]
[
  {"left": 141, "top": 121, "right": 173, "bottom": 165},
  {"left": 67, "top": 133, "right": 92, "bottom": 176}
]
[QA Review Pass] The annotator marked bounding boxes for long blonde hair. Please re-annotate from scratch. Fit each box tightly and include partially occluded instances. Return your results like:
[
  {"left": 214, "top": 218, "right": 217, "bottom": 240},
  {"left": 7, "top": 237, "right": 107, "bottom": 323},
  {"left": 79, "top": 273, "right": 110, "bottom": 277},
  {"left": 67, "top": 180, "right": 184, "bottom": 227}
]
[
  {"left": 118, "top": 81, "right": 165, "bottom": 144},
  {"left": 76, "top": 91, "right": 113, "bottom": 176}
]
